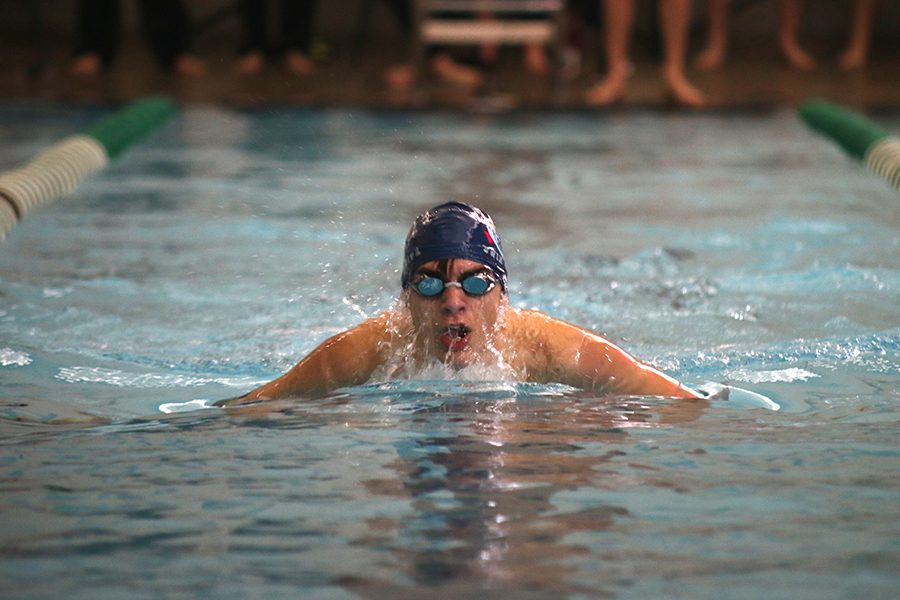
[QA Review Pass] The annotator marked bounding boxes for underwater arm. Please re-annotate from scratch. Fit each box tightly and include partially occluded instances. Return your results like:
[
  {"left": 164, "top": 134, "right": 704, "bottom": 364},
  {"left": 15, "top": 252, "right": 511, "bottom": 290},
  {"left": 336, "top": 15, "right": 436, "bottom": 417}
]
[{"left": 218, "top": 314, "right": 392, "bottom": 405}]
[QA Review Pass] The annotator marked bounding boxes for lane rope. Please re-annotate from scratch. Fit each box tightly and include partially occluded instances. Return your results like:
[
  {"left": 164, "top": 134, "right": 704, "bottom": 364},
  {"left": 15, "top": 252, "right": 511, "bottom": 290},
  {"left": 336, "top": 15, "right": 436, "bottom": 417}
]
[
  {"left": 866, "top": 137, "right": 900, "bottom": 190},
  {"left": 798, "top": 99, "right": 900, "bottom": 192},
  {"left": 0, "top": 97, "right": 176, "bottom": 240}
]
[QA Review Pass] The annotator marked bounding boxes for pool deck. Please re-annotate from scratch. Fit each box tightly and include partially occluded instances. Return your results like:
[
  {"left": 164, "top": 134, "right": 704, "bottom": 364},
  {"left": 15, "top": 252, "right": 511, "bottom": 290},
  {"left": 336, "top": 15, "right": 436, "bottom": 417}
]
[{"left": 2, "top": 33, "right": 899, "bottom": 112}]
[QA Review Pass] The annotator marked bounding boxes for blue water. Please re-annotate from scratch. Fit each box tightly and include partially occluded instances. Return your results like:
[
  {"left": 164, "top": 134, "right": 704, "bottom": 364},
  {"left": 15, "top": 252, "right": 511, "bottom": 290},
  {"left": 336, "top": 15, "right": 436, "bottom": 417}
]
[{"left": 1, "top": 104, "right": 898, "bottom": 599}]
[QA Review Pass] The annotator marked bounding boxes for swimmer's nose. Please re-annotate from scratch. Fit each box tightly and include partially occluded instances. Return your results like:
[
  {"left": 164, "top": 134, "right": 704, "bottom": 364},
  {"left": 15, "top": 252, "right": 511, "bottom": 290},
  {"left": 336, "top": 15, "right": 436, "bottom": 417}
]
[{"left": 440, "top": 285, "right": 467, "bottom": 315}]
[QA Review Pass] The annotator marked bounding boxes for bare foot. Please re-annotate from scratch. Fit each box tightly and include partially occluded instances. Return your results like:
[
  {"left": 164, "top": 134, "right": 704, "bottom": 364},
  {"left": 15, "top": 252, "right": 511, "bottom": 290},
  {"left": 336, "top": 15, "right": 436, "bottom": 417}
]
[
  {"left": 385, "top": 63, "right": 414, "bottom": 92},
  {"left": 780, "top": 41, "right": 816, "bottom": 70},
  {"left": 562, "top": 47, "right": 582, "bottom": 81},
  {"left": 285, "top": 51, "right": 315, "bottom": 76},
  {"left": 430, "top": 53, "right": 483, "bottom": 89},
  {"left": 480, "top": 42, "right": 498, "bottom": 65},
  {"left": 838, "top": 46, "right": 867, "bottom": 70},
  {"left": 175, "top": 53, "right": 206, "bottom": 77},
  {"left": 584, "top": 68, "right": 630, "bottom": 106},
  {"left": 236, "top": 50, "right": 264, "bottom": 76},
  {"left": 70, "top": 53, "right": 103, "bottom": 76},
  {"left": 524, "top": 44, "right": 549, "bottom": 74},
  {"left": 663, "top": 68, "right": 707, "bottom": 107},
  {"left": 694, "top": 46, "right": 725, "bottom": 70}
]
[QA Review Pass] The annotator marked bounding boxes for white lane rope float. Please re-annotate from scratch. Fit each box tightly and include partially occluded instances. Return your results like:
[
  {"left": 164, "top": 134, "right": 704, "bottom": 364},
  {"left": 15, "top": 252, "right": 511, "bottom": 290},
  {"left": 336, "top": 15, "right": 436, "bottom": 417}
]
[{"left": 0, "top": 97, "right": 176, "bottom": 240}]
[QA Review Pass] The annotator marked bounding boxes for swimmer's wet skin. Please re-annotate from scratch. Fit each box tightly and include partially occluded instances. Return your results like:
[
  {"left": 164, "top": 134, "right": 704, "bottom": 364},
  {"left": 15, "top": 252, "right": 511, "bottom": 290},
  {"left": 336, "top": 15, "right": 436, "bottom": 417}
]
[{"left": 217, "top": 202, "right": 700, "bottom": 406}]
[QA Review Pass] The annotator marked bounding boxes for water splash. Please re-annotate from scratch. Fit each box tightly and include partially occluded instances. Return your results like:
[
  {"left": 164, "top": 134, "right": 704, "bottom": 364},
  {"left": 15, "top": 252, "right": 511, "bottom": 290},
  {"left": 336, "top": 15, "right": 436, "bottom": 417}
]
[
  {"left": 668, "top": 330, "right": 900, "bottom": 379},
  {"left": 724, "top": 367, "right": 819, "bottom": 384},
  {"left": 0, "top": 348, "right": 31, "bottom": 367},
  {"left": 371, "top": 299, "right": 521, "bottom": 384},
  {"left": 56, "top": 366, "right": 259, "bottom": 388}
]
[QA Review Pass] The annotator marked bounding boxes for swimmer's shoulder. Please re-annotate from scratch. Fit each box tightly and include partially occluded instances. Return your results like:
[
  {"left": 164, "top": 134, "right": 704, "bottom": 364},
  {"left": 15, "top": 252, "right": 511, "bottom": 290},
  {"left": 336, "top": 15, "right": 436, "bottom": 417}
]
[
  {"left": 357, "top": 308, "right": 412, "bottom": 351},
  {"left": 506, "top": 307, "right": 602, "bottom": 345},
  {"left": 505, "top": 308, "right": 633, "bottom": 372},
  {"left": 503, "top": 307, "right": 590, "bottom": 362},
  {"left": 308, "top": 310, "right": 402, "bottom": 361}
]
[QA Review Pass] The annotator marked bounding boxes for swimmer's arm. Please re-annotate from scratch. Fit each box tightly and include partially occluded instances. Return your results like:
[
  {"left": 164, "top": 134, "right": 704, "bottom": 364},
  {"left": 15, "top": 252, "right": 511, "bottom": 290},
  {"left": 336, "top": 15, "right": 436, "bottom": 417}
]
[
  {"left": 218, "top": 314, "right": 391, "bottom": 405},
  {"left": 534, "top": 314, "right": 701, "bottom": 399},
  {"left": 572, "top": 334, "right": 700, "bottom": 398}
]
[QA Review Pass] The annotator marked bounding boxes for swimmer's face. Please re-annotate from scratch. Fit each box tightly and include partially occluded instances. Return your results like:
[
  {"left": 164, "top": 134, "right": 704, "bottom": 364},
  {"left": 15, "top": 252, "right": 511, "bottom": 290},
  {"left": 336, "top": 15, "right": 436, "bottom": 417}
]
[{"left": 406, "top": 259, "right": 506, "bottom": 368}]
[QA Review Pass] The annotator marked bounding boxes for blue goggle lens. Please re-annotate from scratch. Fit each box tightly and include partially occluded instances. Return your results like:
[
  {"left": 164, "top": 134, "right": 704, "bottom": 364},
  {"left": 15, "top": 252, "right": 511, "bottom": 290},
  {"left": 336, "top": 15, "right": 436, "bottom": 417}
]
[
  {"left": 461, "top": 275, "right": 492, "bottom": 295},
  {"left": 416, "top": 276, "right": 445, "bottom": 297},
  {"left": 414, "top": 274, "right": 494, "bottom": 297}
]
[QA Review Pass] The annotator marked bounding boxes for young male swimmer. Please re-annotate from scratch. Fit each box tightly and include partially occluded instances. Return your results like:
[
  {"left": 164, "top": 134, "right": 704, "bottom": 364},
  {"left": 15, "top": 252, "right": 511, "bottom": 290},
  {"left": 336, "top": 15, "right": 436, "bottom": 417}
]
[{"left": 220, "top": 202, "right": 700, "bottom": 404}]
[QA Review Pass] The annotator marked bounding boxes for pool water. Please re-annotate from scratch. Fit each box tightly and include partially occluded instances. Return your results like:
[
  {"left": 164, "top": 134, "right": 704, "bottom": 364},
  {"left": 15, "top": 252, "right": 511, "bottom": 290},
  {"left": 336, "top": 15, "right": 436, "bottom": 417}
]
[{"left": 1, "top": 104, "right": 898, "bottom": 599}]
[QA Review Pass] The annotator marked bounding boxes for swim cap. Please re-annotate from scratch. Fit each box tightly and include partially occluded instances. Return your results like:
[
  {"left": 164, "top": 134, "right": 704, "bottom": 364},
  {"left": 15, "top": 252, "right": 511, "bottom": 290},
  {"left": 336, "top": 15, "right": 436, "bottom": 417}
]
[{"left": 401, "top": 201, "right": 508, "bottom": 293}]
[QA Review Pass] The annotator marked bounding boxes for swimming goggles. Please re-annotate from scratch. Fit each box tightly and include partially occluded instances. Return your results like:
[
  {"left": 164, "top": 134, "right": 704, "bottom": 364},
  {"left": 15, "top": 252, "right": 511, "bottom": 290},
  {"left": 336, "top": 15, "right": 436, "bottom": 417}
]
[{"left": 413, "top": 273, "right": 496, "bottom": 297}]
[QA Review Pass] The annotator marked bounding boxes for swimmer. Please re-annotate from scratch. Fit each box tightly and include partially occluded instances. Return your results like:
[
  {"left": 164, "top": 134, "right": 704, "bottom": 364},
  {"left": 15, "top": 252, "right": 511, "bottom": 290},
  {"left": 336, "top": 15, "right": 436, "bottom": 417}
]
[{"left": 219, "top": 202, "right": 700, "bottom": 405}]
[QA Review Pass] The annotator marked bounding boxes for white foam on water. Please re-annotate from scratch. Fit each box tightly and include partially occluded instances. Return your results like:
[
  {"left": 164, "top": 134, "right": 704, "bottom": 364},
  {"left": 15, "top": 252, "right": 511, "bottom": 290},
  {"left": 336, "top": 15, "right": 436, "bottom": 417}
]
[
  {"left": 725, "top": 367, "right": 820, "bottom": 384},
  {"left": 56, "top": 366, "right": 260, "bottom": 388},
  {"left": 0, "top": 348, "right": 31, "bottom": 367}
]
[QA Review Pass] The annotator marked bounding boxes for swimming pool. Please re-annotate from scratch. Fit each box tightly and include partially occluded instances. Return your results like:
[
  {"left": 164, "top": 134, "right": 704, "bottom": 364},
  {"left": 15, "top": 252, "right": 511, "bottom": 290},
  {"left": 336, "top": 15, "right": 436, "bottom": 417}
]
[{"left": 1, "top": 104, "right": 898, "bottom": 599}]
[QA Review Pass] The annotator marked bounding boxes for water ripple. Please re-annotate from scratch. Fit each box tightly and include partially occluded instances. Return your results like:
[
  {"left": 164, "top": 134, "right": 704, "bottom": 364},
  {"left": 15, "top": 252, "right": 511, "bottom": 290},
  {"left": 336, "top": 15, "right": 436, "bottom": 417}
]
[{"left": 55, "top": 366, "right": 258, "bottom": 389}]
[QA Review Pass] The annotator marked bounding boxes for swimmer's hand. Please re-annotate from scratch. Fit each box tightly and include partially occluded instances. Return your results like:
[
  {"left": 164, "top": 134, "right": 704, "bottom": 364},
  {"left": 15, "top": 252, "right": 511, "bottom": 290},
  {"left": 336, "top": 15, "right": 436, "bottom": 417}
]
[
  {"left": 696, "top": 382, "right": 730, "bottom": 401},
  {"left": 212, "top": 394, "right": 295, "bottom": 417},
  {"left": 212, "top": 394, "right": 259, "bottom": 408}
]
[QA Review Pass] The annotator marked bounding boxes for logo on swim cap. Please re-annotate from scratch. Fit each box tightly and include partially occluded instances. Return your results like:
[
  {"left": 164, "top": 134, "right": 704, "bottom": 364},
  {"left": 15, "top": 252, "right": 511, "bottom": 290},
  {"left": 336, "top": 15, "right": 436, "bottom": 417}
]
[{"left": 401, "top": 201, "right": 508, "bottom": 293}]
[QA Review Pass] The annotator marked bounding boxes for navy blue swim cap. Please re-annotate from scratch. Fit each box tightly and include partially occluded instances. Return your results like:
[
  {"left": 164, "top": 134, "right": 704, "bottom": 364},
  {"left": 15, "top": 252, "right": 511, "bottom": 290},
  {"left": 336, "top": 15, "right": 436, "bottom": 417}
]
[{"left": 401, "top": 201, "right": 508, "bottom": 293}]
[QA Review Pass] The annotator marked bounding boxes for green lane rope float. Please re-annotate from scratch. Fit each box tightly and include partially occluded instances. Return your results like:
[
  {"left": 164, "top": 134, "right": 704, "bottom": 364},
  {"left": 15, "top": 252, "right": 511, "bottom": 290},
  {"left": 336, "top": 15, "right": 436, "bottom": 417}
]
[
  {"left": 799, "top": 99, "right": 900, "bottom": 192},
  {"left": 85, "top": 97, "right": 176, "bottom": 160},
  {"left": 0, "top": 97, "right": 176, "bottom": 240}
]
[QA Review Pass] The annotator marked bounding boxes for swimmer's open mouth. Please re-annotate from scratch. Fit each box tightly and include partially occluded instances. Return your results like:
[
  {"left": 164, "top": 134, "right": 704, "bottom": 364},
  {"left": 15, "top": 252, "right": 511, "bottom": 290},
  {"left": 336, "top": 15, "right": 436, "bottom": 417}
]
[{"left": 439, "top": 324, "right": 471, "bottom": 351}]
